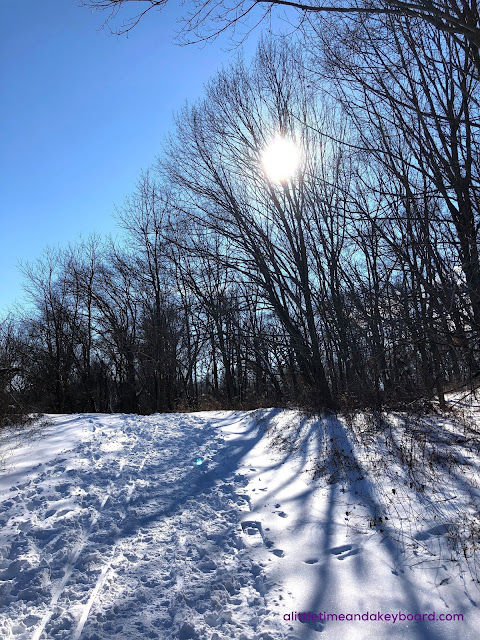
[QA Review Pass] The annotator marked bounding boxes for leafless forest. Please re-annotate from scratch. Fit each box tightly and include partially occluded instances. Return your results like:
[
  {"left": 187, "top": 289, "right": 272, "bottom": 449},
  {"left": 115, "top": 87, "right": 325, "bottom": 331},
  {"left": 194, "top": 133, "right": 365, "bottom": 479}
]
[{"left": 2, "top": 2, "right": 480, "bottom": 421}]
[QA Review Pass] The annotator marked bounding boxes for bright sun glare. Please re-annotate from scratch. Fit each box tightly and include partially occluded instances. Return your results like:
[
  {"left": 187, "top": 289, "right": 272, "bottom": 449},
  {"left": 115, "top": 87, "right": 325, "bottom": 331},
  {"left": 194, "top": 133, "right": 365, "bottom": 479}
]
[{"left": 261, "top": 135, "right": 301, "bottom": 182}]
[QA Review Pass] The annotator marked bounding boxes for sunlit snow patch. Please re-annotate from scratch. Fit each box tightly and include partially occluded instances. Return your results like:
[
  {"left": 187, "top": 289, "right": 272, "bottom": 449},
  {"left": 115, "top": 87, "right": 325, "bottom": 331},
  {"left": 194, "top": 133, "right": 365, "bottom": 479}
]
[{"left": 100, "top": 441, "right": 124, "bottom": 453}]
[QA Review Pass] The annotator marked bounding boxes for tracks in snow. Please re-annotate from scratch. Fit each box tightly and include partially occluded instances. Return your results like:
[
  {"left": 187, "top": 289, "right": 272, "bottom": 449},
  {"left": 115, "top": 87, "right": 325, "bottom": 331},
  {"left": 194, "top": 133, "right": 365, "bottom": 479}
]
[
  {"left": 31, "top": 490, "right": 112, "bottom": 640},
  {"left": 1, "top": 411, "right": 289, "bottom": 640},
  {"left": 30, "top": 418, "right": 143, "bottom": 640},
  {"left": 71, "top": 468, "right": 141, "bottom": 640}
]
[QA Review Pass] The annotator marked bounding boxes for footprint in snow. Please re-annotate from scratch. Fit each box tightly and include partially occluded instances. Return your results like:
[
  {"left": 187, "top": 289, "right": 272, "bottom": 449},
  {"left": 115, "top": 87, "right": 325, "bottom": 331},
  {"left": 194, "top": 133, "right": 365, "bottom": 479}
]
[
  {"left": 198, "top": 558, "right": 217, "bottom": 572},
  {"left": 276, "top": 511, "right": 288, "bottom": 518},
  {"left": 240, "top": 520, "right": 273, "bottom": 547},
  {"left": 330, "top": 544, "right": 360, "bottom": 560},
  {"left": 304, "top": 558, "right": 318, "bottom": 565},
  {"left": 241, "top": 521, "right": 262, "bottom": 536},
  {"left": 414, "top": 523, "right": 454, "bottom": 541},
  {"left": 272, "top": 549, "right": 285, "bottom": 557},
  {"left": 300, "top": 618, "right": 325, "bottom": 633},
  {"left": 55, "top": 483, "right": 70, "bottom": 495}
]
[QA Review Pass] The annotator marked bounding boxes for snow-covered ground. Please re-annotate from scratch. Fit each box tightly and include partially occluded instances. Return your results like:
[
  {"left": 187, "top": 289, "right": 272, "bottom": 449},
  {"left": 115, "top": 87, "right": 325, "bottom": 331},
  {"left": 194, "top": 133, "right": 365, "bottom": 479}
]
[{"left": 0, "top": 408, "right": 479, "bottom": 639}]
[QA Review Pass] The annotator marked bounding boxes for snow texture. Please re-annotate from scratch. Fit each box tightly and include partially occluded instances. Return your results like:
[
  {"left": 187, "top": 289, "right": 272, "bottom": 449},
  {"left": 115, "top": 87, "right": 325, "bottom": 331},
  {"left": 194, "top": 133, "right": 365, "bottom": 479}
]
[{"left": 0, "top": 408, "right": 479, "bottom": 639}]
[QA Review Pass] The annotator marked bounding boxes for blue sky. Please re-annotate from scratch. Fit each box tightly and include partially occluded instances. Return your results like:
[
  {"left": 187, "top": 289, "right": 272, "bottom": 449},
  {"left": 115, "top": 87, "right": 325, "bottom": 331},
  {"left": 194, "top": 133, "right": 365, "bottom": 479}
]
[{"left": 0, "top": 0, "right": 263, "bottom": 315}]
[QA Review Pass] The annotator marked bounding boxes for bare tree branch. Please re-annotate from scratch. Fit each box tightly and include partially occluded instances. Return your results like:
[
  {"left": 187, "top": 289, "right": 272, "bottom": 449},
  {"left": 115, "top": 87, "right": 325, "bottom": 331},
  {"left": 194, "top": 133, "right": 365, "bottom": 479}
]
[{"left": 81, "top": 0, "right": 480, "bottom": 49}]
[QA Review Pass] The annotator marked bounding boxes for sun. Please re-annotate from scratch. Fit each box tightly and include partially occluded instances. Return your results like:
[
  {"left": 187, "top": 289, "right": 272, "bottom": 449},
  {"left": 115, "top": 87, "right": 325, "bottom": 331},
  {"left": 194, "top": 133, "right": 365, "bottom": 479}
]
[{"left": 261, "top": 135, "right": 301, "bottom": 183}]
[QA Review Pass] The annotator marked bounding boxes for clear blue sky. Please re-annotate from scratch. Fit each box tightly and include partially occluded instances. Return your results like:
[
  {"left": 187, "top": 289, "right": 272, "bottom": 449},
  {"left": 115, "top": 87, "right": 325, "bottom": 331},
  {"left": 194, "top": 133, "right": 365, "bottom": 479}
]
[{"left": 0, "top": 0, "right": 263, "bottom": 315}]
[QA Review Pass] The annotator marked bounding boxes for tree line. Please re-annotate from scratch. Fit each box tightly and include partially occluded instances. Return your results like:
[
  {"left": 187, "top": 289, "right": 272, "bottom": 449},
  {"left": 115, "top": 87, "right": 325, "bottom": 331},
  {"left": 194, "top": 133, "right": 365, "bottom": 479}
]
[{"left": 1, "top": 8, "right": 480, "bottom": 420}]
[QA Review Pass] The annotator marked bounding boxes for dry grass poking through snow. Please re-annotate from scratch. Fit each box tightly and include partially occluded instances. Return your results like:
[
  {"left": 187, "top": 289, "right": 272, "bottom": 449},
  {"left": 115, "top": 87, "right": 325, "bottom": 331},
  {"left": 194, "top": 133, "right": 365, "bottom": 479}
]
[
  {"left": 0, "top": 417, "right": 50, "bottom": 474},
  {"left": 267, "top": 402, "right": 480, "bottom": 591}
]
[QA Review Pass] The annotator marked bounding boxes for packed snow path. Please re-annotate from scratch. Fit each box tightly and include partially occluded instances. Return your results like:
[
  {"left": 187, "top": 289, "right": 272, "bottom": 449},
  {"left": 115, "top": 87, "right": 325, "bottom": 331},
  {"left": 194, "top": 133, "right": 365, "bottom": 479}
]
[{"left": 0, "top": 409, "right": 479, "bottom": 639}]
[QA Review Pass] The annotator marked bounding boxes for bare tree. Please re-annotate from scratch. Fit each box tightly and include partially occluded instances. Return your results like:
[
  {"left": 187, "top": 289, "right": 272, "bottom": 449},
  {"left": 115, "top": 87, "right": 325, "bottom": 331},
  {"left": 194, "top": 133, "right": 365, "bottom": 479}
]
[
  {"left": 82, "top": 0, "right": 480, "bottom": 55},
  {"left": 305, "top": 9, "right": 480, "bottom": 371},
  {"left": 19, "top": 248, "right": 80, "bottom": 412},
  {"left": 0, "top": 317, "right": 32, "bottom": 427},
  {"left": 160, "top": 41, "right": 345, "bottom": 408}
]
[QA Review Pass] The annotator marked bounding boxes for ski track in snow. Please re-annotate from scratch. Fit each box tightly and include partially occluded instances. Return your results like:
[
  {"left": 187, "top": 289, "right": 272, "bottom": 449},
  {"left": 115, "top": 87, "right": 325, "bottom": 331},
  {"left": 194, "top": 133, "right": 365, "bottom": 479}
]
[{"left": 0, "top": 408, "right": 479, "bottom": 640}]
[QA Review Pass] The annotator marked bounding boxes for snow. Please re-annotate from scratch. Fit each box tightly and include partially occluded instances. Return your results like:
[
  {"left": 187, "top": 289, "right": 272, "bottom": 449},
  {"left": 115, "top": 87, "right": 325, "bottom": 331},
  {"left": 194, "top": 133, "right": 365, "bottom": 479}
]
[{"left": 0, "top": 408, "right": 479, "bottom": 639}]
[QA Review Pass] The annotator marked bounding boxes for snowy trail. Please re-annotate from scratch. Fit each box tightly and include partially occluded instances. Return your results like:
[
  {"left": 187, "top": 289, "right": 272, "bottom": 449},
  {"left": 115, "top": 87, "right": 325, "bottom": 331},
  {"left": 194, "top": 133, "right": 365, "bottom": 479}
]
[
  {"left": 71, "top": 467, "right": 141, "bottom": 639},
  {"left": 0, "top": 412, "right": 283, "bottom": 639},
  {"left": 0, "top": 409, "right": 479, "bottom": 639},
  {"left": 30, "top": 419, "right": 145, "bottom": 640}
]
